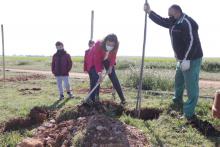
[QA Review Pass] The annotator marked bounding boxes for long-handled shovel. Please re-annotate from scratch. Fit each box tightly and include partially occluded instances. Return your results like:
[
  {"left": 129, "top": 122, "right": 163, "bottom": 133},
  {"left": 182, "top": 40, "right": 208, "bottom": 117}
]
[{"left": 84, "top": 72, "right": 108, "bottom": 103}]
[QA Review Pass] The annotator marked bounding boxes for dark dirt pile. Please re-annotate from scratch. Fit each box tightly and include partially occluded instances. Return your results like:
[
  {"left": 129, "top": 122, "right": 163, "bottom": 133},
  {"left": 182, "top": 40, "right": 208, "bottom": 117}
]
[
  {"left": 32, "top": 118, "right": 87, "bottom": 146},
  {"left": 82, "top": 114, "right": 149, "bottom": 147},
  {"left": 3, "top": 106, "right": 51, "bottom": 132},
  {"left": 55, "top": 100, "right": 124, "bottom": 123},
  {"left": 17, "top": 101, "right": 151, "bottom": 147},
  {"left": 18, "top": 115, "right": 149, "bottom": 147}
]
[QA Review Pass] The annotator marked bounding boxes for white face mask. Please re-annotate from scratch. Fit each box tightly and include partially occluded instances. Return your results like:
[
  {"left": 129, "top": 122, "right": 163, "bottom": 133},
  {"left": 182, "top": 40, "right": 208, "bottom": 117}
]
[
  {"left": 56, "top": 46, "right": 63, "bottom": 50},
  {"left": 106, "top": 45, "right": 114, "bottom": 51}
]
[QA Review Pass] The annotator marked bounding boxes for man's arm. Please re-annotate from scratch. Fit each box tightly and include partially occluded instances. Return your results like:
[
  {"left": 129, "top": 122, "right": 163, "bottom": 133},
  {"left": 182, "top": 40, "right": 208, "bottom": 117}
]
[
  {"left": 182, "top": 18, "right": 194, "bottom": 59},
  {"left": 144, "top": 3, "right": 173, "bottom": 28},
  {"left": 149, "top": 11, "right": 173, "bottom": 28}
]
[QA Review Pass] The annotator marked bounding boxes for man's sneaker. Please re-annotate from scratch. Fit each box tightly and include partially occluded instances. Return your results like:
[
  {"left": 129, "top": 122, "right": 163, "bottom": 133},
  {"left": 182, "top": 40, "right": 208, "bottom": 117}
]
[
  {"left": 186, "top": 115, "right": 198, "bottom": 123},
  {"left": 179, "top": 114, "right": 198, "bottom": 123},
  {"left": 59, "top": 94, "right": 64, "bottom": 100},
  {"left": 67, "top": 92, "right": 74, "bottom": 98},
  {"left": 169, "top": 102, "right": 183, "bottom": 113}
]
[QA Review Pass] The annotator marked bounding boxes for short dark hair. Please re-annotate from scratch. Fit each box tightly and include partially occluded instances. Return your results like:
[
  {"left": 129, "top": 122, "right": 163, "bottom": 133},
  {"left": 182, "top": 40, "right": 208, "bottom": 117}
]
[
  {"left": 55, "top": 41, "right": 63, "bottom": 46},
  {"left": 88, "top": 40, "right": 95, "bottom": 46},
  {"left": 170, "top": 4, "right": 182, "bottom": 14},
  {"left": 101, "top": 34, "right": 119, "bottom": 51}
]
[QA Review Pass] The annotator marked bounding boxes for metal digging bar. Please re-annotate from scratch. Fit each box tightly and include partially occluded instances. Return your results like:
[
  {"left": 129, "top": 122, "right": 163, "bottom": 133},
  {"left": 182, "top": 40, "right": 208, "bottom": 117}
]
[{"left": 136, "top": 0, "right": 148, "bottom": 118}]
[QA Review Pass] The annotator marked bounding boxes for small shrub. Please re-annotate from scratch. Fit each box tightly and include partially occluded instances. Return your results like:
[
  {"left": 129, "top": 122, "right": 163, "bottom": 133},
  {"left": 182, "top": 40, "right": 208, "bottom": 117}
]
[
  {"left": 124, "top": 69, "right": 174, "bottom": 91},
  {"left": 16, "top": 61, "right": 31, "bottom": 66},
  {"left": 73, "top": 56, "right": 84, "bottom": 63},
  {"left": 202, "top": 61, "right": 220, "bottom": 72},
  {"left": 45, "top": 62, "right": 51, "bottom": 67},
  {"left": 144, "top": 62, "right": 176, "bottom": 69},
  {"left": 116, "top": 60, "right": 136, "bottom": 70}
]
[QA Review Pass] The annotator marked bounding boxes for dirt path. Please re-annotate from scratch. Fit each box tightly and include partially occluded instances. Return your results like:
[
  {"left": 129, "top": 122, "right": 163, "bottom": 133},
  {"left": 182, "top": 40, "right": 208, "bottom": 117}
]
[
  {"left": 199, "top": 80, "right": 220, "bottom": 89},
  {"left": 3, "top": 68, "right": 220, "bottom": 89},
  {"left": 4, "top": 68, "right": 88, "bottom": 79}
]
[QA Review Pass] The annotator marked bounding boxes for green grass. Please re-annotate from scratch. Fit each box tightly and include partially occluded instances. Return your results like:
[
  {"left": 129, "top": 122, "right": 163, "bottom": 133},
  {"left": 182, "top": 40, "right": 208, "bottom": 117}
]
[
  {"left": 2, "top": 56, "right": 220, "bottom": 74},
  {"left": 0, "top": 56, "right": 220, "bottom": 146},
  {"left": 0, "top": 73, "right": 85, "bottom": 146},
  {"left": 119, "top": 94, "right": 220, "bottom": 147},
  {"left": 1, "top": 55, "right": 219, "bottom": 96},
  {"left": 0, "top": 71, "right": 219, "bottom": 146},
  {"left": 117, "top": 56, "right": 176, "bottom": 63},
  {"left": 0, "top": 130, "right": 33, "bottom": 147},
  {"left": 0, "top": 56, "right": 84, "bottom": 72}
]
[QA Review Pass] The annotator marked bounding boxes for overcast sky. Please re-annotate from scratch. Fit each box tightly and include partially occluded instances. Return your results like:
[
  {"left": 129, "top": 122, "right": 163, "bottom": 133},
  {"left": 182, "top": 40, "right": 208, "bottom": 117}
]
[{"left": 0, "top": 0, "right": 219, "bottom": 57}]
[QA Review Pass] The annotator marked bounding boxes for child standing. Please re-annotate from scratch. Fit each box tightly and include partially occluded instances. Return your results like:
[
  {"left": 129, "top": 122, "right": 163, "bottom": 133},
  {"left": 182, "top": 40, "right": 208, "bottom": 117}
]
[{"left": 52, "top": 41, "right": 74, "bottom": 100}]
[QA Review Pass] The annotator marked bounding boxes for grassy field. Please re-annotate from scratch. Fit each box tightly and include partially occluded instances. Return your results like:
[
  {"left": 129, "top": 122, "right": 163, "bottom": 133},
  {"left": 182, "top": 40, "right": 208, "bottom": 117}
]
[
  {"left": 1, "top": 56, "right": 220, "bottom": 96},
  {"left": 1, "top": 56, "right": 84, "bottom": 72},
  {"left": 2, "top": 55, "right": 220, "bottom": 73},
  {"left": 0, "top": 71, "right": 220, "bottom": 146},
  {"left": 0, "top": 56, "right": 220, "bottom": 146},
  {"left": 1, "top": 56, "right": 220, "bottom": 97}
]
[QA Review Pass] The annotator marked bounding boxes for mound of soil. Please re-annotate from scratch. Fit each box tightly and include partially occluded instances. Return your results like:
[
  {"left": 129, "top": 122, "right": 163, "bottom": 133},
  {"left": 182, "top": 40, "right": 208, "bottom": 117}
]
[
  {"left": 0, "top": 74, "right": 46, "bottom": 82},
  {"left": 32, "top": 117, "right": 88, "bottom": 146},
  {"left": 19, "top": 115, "right": 149, "bottom": 147},
  {"left": 29, "top": 106, "right": 50, "bottom": 124},
  {"left": 3, "top": 106, "right": 51, "bottom": 132},
  {"left": 17, "top": 138, "right": 43, "bottom": 147},
  {"left": 18, "top": 101, "right": 151, "bottom": 146},
  {"left": 55, "top": 100, "right": 124, "bottom": 123},
  {"left": 56, "top": 100, "right": 163, "bottom": 123},
  {"left": 82, "top": 114, "right": 149, "bottom": 147}
]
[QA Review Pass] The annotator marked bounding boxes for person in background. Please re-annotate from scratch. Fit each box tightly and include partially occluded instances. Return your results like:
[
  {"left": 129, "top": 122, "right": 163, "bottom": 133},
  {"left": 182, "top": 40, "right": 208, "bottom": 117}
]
[
  {"left": 144, "top": 3, "right": 203, "bottom": 121},
  {"left": 84, "top": 40, "right": 100, "bottom": 100},
  {"left": 84, "top": 40, "right": 95, "bottom": 73},
  {"left": 52, "top": 41, "right": 74, "bottom": 100},
  {"left": 85, "top": 34, "right": 126, "bottom": 106}
]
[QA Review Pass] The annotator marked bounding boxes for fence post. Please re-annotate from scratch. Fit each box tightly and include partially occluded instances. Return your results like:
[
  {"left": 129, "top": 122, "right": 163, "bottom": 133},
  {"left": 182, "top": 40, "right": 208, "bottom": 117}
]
[
  {"left": 1, "top": 24, "right": 5, "bottom": 86},
  {"left": 90, "top": 10, "right": 94, "bottom": 40}
]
